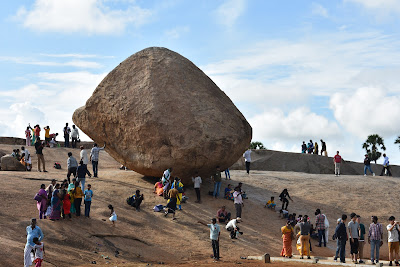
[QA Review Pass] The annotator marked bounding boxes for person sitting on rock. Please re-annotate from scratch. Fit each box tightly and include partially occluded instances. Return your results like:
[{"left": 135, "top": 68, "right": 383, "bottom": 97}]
[
  {"left": 11, "top": 149, "right": 21, "bottom": 160},
  {"left": 265, "top": 196, "right": 276, "bottom": 210},
  {"left": 130, "top": 190, "right": 144, "bottom": 211},
  {"left": 217, "top": 206, "right": 231, "bottom": 223},
  {"left": 154, "top": 180, "right": 163, "bottom": 196},
  {"left": 224, "top": 184, "right": 234, "bottom": 200}
]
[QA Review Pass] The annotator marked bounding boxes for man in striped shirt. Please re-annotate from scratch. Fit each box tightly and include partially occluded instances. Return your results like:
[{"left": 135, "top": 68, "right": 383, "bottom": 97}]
[
  {"left": 315, "top": 209, "right": 326, "bottom": 247},
  {"left": 368, "top": 216, "right": 384, "bottom": 264}
]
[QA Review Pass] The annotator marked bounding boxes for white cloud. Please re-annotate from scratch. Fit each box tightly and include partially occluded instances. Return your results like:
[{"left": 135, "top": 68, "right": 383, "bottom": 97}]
[
  {"left": 0, "top": 56, "right": 103, "bottom": 68},
  {"left": 345, "top": 0, "right": 400, "bottom": 19},
  {"left": 40, "top": 53, "right": 114, "bottom": 59},
  {"left": 15, "top": 0, "right": 152, "bottom": 35},
  {"left": 215, "top": 0, "right": 246, "bottom": 28},
  {"left": 164, "top": 26, "right": 190, "bottom": 39},
  {"left": 311, "top": 3, "right": 328, "bottom": 17},
  {"left": 330, "top": 87, "right": 400, "bottom": 139}
]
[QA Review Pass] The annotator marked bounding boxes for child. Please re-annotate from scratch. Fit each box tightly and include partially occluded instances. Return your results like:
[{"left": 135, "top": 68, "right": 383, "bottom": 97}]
[
  {"left": 84, "top": 184, "right": 93, "bottom": 218},
  {"left": 108, "top": 204, "right": 117, "bottom": 226},
  {"left": 265, "top": 196, "right": 276, "bottom": 210},
  {"left": 33, "top": 237, "right": 45, "bottom": 267}
]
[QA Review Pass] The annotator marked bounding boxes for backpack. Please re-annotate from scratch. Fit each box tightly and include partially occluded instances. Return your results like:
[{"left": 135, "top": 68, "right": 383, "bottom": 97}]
[
  {"left": 126, "top": 196, "right": 134, "bottom": 206},
  {"left": 153, "top": 204, "right": 164, "bottom": 212},
  {"left": 54, "top": 162, "right": 61, "bottom": 169}
]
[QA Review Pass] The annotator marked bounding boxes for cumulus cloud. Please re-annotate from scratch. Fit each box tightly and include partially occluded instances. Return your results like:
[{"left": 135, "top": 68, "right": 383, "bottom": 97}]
[
  {"left": 215, "top": 0, "right": 246, "bottom": 28},
  {"left": 164, "top": 26, "right": 190, "bottom": 39},
  {"left": 330, "top": 87, "right": 400, "bottom": 139},
  {"left": 15, "top": 0, "right": 152, "bottom": 34}
]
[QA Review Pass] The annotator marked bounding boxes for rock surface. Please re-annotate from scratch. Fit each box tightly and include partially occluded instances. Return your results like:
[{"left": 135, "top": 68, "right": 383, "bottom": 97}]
[
  {"left": 73, "top": 47, "right": 252, "bottom": 182},
  {"left": 1, "top": 155, "right": 26, "bottom": 171}
]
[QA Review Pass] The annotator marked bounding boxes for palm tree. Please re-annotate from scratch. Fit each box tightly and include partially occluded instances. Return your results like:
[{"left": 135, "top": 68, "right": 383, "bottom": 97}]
[
  {"left": 362, "top": 134, "right": 386, "bottom": 164},
  {"left": 394, "top": 136, "right": 400, "bottom": 149},
  {"left": 250, "top": 141, "right": 265, "bottom": 149}
]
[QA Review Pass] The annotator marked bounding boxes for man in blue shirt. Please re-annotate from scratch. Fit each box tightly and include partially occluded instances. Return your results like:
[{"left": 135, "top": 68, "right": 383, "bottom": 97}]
[
  {"left": 199, "top": 218, "right": 221, "bottom": 261},
  {"left": 380, "top": 154, "right": 392, "bottom": 176},
  {"left": 84, "top": 184, "right": 94, "bottom": 218},
  {"left": 24, "top": 218, "right": 43, "bottom": 267}
]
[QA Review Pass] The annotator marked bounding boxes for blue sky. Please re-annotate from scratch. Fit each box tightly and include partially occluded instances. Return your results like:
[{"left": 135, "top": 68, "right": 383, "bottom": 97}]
[{"left": 1, "top": 0, "right": 400, "bottom": 165}]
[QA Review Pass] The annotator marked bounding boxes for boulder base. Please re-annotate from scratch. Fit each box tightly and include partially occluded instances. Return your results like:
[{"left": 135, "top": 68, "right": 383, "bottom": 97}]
[
  {"left": 1, "top": 155, "right": 26, "bottom": 171},
  {"left": 73, "top": 47, "right": 252, "bottom": 183}
]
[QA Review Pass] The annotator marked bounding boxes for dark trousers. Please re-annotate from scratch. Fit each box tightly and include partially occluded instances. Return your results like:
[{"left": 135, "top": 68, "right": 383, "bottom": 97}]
[
  {"left": 245, "top": 161, "right": 251, "bottom": 174},
  {"left": 74, "top": 198, "right": 82, "bottom": 216},
  {"left": 84, "top": 200, "right": 91, "bottom": 217},
  {"left": 132, "top": 197, "right": 143, "bottom": 210},
  {"left": 281, "top": 197, "right": 289, "bottom": 210},
  {"left": 350, "top": 238, "right": 359, "bottom": 255},
  {"left": 195, "top": 188, "right": 201, "bottom": 202},
  {"left": 318, "top": 229, "right": 326, "bottom": 246},
  {"left": 227, "top": 226, "right": 240, "bottom": 239},
  {"left": 67, "top": 167, "right": 77, "bottom": 183},
  {"left": 71, "top": 137, "right": 77, "bottom": 148},
  {"left": 235, "top": 203, "right": 242, "bottom": 218},
  {"left": 64, "top": 136, "right": 69, "bottom": 147},
  {"left": 338, "top": 239, "right": 346, "bottom": 262},
  {"left": 92, "top": 160, "right": 98, "bottom": 177},
  {"left": 211, "top": 240, "right": 219, "bottom": 259},
  {"left": 218, "top": 212, "right": 231, "bottom": 223},
  {"left": 380, "top": 166, "right": 392, "bottom": 176}
]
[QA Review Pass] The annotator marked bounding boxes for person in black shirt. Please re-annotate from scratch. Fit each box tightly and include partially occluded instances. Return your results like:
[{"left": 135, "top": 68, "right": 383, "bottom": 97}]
[
  {"left": 35, "top": 138, "right": 47, "bottom": 172},
  {"left": 320, "top": 139, "right": 327, "bottom": 156},
  {"left": 363, "top": 154, "right": 375, "bottom": 176},
  {"left": 301, "top": 141, "right": 307, "bottom": 153},
  {"left": 335, "top": 214, "right": 348, "bottom": 263},
  {"left": 279, "top": 189, "right": 292, "bottom": 210}
]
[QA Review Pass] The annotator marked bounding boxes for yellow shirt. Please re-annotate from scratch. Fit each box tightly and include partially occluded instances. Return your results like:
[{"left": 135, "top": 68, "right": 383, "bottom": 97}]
[
  {"left": 267, "top": 200, "right": 274, "bottom": 205},
  {"left": 73, "top": 187, "right": 83, "bottom": 198},
  {"left": 45, "top": 128, "right": 50, "bottom": 138}
]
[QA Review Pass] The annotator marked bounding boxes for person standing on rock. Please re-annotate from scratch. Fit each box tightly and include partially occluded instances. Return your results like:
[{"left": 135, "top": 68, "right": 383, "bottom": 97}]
[
  {"left": 77, "top": 160, "right": 91, "bottom": 191},
  {"left": 297, "top": 215, "right": 311, "bottom": 259},
  {"left": 348, "top": 213, "right": 360, "bottom": 264},
  {"left": 198, "top": 218, "right": 221, "bottom": 261},
  {"left": 301, "top": 141, "right": 307, "bottom": 153},
  {"left": 314, "top": 142, "right": 319, "bottom": 155},
  {"left": 71, "top": 125, "right": 79, "bottom": 148},
  {"left": 380, "top": 153, "right": 392, "bottom": 176},
  {"left": 279, "top": 189, "right": 292, "bottom": 211},
  {"left": 307, "top": 140, "right": 314, "bottom": 154},
  {"left": 357, "top": 215, "right": 366, "bottom": 264},
  {"left": 80, "top": 146, "right": 88, "bottom": 168},
  {"left": 281, "top": 220, "right": 294, "bottom": 258},
  {"left": 35, "top": 138, "right": 47, "bottom": 172},
  {"left": 192, "top": 171, "right": 202, "bottom": 203},
  {"left": 386, "top": 216, "right": 400, "bottom": 266},
  {"left": 243, "top": 148, "right": 252, "bottom": 174},
  {"left": 63, "top": 123, "right": 71, "bottom": 148},
  {"left": 165, "top": 186, "right": 179, "bottom": 220},
  {"left": 363, "top": 154, "right": 375, "bottom": 177},
  {"left": 162, "top": 168, "right": 172, "bottom": 186},
  {"left": 90, "top": 143, "right": 106, "bottom": 178},
  {"left": 333, "top": 151, "right": 342, "bottom": 176},
  {"left": 320, "top": 139, "right": 327, "bottom": 156},
  {"left": 34, "top": 125, "right": 41, "bottom": 140},
  {"left": 369, "top": 216, "right": 383, "bottom": 264},
  {"left": 21, "top": 146, "right": 32, "bottom": 171},
  {"left": 233, "top": 187, "right": 244, "bottom": 218},
  {"left": 171, "top": 177, "right": 184, "bottom": 210},
  {"left": 44, "top": 126, "right": 50, "bottom": 146},
  {"left": 24, "top": 218, "right": 44, "bottom": 267},
  {"left": 67, "top": 152, "right": 78, "bottom": 184},
  {"left": 315, "top": 209, "right": 326, "bottom": 247},
  {"left": 25, "top": 126, "right": 32, "bottom": 146},
  {"left": 335, "top": 214, "right": 348, "bottom": 263},
  {"left": 212, "top": 166, "right": 222, "bottom": 199}
]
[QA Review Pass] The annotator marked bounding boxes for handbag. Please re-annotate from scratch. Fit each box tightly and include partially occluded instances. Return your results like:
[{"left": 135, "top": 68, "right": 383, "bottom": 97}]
[{"left": 34, "top": 193, "right": 42, "bottom": 202}]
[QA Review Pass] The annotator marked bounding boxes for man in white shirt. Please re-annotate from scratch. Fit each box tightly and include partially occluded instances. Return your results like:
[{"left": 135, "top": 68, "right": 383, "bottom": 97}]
[
  {"left": 162, "top": 168, "right": 172, "bottom": 185},
  {"left": 80, "top": 146, "right": 89, "bottom": 167},
  {"left": 21, "top": 146, "right": 31, "bottom": 171},
  {"left": 226, "top": 218, "right": 243, "bottom": 239},
  {"left": 71, "top": 125, "right": 79, "bottom": 148},
  {"left": 90, "top": 143, "right": 106, "bottom": 177},
  {"left": 387, "top": 216, "right": 400, "bottom": 266},
  {"left": 191, "top": 171, "right": 202, "bottom": 203},
  {"left": 243, "top": 148, "right": 252, "bottom": 174},
  {"left": 233, "top": 187, "right": 244, "bottom": 218}
]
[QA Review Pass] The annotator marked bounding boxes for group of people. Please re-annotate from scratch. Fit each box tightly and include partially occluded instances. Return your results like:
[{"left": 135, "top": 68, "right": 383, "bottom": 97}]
[{"left": 301, "top": 139, "right": 327, "bottom": 156}]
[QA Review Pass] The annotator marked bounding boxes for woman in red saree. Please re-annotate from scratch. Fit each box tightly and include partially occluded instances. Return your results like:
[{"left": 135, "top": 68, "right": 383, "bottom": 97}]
[{"left": 280, "top": 221, "right": 293, "bottom": 258}]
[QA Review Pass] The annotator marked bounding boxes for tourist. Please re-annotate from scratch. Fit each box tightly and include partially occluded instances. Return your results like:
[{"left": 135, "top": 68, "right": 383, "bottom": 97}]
[
  {"left": 68, "top": 179, "right": 76, "bottom": 215},
  {"left": 281, "top": 220, "right": 294, "bottom": 258},
  {"left": 36, "top": 184, "right": 48, "bottom": 220},
  {"left": 162, "top": 168, "right": 172, "bottom": 185},
  {"left": 63, "top": 123, "right": 71, "bottom": 147},
  {"left": 315, "top": 209, "right": 326, "bottom": 247},
  {"left": 80, "top": 146, "right": 88, "bottom": 167},
  {"left": 77, "top": 160, "right": 91, "bottom": 191},
  {"left": 212, "top": 166, "right": 222, "bottom": 199},
  {"left": 90, "top": 143, "right": 106, "bottom": 177},
  {"left": 49, "top": 183, "right": 62, "bottom": 221},
  {"left": 333, "top": 151, "right": 342, "bottom": 176},
  {"left": 233, "top": 187, "right": 244, "bottom": 218},
  {"left": 301, "top": 141, "right": 307, "bottom": 153},
  {"left": 363, "top": 154, "right": 375, "bottom": 176},
  {"left": 334, "top": 214, "right": 348, "bottom": 263},
  {"left": 243, "top": 148, "right": 252, "bottom": 174},
  {"left": 21, "top": 146, "right": 32, "bottom": 171},
  {"left": 368, "top": 215, "right": 383, "bottom": 264},
  {"left": 71, "top": 125, "right": 79, "bottom": 148},
  {"left": 61, "top": 184, "right": 71, "bottom": 220},
  {"left": 32, "top": 237, "right": 45, "bottom": 267},
  {"left": 24, "top": 218, "right": 43, "bottom": 267},
  {"left": 198, "top": 218, "right": 221, "bottom": 261},
  {"left": 154, "top": 180, "right": 163, "bottom": 196},
  {"left": 35, "top": 138, "right": 47, "bottom": 172},
  {"left": 297, "top": 215, "right": 311, "bottom": 259},
  {"left": 314, "top": 142, "right": 319, "bottom": 155},
  {"left": 333, "top": 218, "right": 341, "bottom": 261},
  {"left": 165, "top": 186, "right": 179, "bottom": 220},
  {"left": 45, "top": 179, "right": 56, "bottom": 206},
  {"left": 357, "top": 215, "right": 366, "bottom": 263},
  {"left": 237, "top": 182, "right": 247, "bottom": 199},
  {"left": 108, "top": 204, "right": 117, "bottom": 226},
  {"left": 34, "top": 125, "right": 41, "bottom": 140},
  {"left": 348, "top": 212, "right": 360, "bottom": 263},
  {"left": 380, "top": 153, "right": 392, "bottom": 176},
  {"left": 11, "top": 149, "right": 21, "bottom": 160},
  {"left": 224, "top": 168, "right": 231, "bottom": 180},
  {"left": 226, "top": 217, "right": 242, "bottom": 239},
  {"left": 44, "top": 126, "right": 50, "bottom": 146},
  {"left": 84, "top": 184, "right": 93, "bottom": 218},
  {"left": 192, "top": 171, "right": 202, "bottom": 203},
  {"left": 387, "top": 216, "right": 400, "bottom": 266},
  {"left": 279, "top": 189, "right": 292, "bottom": 211},
  {"left": 66, "top": 152, "right": 78, "bottom": 183},
  {"left": 307, "top": 140, "right": 314, "bottom": 154},
  {"left": 49, "top": 133, "right": 58, "bottom": 147},
  {"left": 224, "top": 184, "right": 234, "bottom": 200},
  {"left": 72, "top": 181, "right": 83, "bottom": 217},
  {"left": 171, "top": 177, "right": 184, "bottom": 210},
  {"left": 130, "top": 190, "right": 144, "bottom": 211},
  {"left": 31, "top": 125, "right": 36, "bottom": 145},
  {"left": 25, "top": 126, "right": 32, "bottom": 146},
  {"left": 216, "top": 206, "right": 231, "bottom": 223},
  {"left": 265, "top": 196, "right": 276, "bottom": 210},
  {"left": 320, "top": 139, "right": 327, "bottom": 156}
]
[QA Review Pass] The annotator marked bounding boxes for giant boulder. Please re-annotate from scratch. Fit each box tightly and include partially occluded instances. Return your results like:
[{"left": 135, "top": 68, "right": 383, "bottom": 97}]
[
  {"left": 1, "top": 155, "right": 26, "bottom": 171},
  {"left": 73, "top": 47, "right": 252, "bottom": 183}
]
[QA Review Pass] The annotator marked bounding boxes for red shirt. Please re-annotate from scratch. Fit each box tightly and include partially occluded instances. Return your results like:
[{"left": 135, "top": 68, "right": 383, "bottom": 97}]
[
  {"left": 34, "top": 127, "right": 40, "bottom": 137},
  {"left": 334, "top": 155, "right": 342, "bottom": 163}
]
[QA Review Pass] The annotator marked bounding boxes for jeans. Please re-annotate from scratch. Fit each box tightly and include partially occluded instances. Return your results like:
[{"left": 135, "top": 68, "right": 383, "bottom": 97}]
[
  {"left": 334, "top": 239, "right": 340, "bottom": 259},
  {"left": 245, "top": 161, "right": 251, "bottom": 174},
  {"left": 364, "top": 165, "right": 374, "bottom": 175},
  {"left": 338, "top": 239, "right": 346, "bottom": 262},
  {"left": 318, "top": 229, "right": 326, "bottom": 246},
  {"left": 71, "top": 137, "right": 77, "bottom": 148},
  {"left": 211, "top": 240, "right": 219, "bottom": 259},
  {"left": 195, "top": 188, "right": 201, "bottom": 202},
  {"left": 84, "top": 200, "right": 91, "bottom": 217},
  {"left": 79, "top": 178, "right": 86, "bottom": 192},
  {"left": 213, "top": 181, "right": 221, "bottom": 197},
  {"left": 380, "top": 166, "right": 392, "bottom": 176},
  {"left": 235, "top": 203, "right": 242, "bottom": 218},
  {"left": 92, "top": 160, "right": 98, "bottom": 177},
  {"left": 225, "top": 169, "right": 230, "bottom": 179},
  {"left": 370, "top": 239, "right": 380, "bottom": 261},
  {"left": 64, "top": 135, "right": 69, "bottom": 147}
]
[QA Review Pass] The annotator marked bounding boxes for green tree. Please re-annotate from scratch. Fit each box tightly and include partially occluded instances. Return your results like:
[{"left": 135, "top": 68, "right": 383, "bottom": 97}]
[
  {"left": 250, "top": 141, "right": 265, "bottom": 149},
  {"left": 395, "top": 136, "right": 400, "bottom": 149},
  {"left": 362, "top": 134, "right": 386, "bottom": 164}
]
